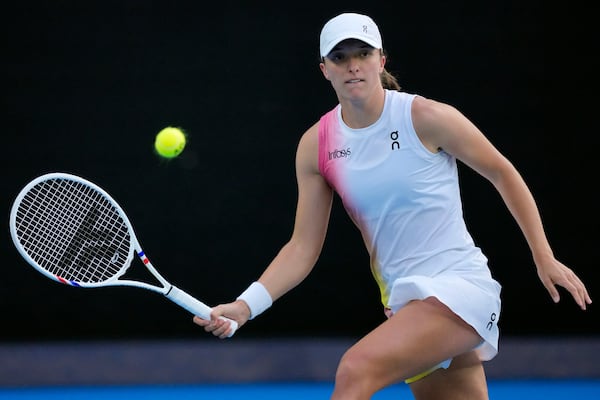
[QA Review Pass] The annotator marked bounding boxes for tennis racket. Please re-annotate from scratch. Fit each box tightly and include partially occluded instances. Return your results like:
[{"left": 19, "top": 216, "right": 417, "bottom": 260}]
[{"left": 9, "top": 172, "right": 238, "bottom": 336}]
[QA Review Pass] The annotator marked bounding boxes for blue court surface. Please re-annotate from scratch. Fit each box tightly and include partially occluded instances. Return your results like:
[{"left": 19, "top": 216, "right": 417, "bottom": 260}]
[{"left": 1, "top": 380, "right": 599, "bottom": 399}]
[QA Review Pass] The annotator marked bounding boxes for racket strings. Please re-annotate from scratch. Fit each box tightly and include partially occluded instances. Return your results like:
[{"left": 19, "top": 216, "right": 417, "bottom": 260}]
[{"left": 14, "top": 178, "right": 132, "bottom": 283}]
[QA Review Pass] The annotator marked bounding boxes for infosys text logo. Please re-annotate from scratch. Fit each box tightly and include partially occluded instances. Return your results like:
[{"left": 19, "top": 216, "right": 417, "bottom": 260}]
[{"left": 328, "top": 148, "right": 351, "bottom": 160}]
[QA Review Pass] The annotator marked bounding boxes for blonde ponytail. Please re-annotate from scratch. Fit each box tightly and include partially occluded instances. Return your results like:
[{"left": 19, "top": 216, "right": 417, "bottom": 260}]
[{"left": 380, "top": 68, "right": 401, "bottom": 91}]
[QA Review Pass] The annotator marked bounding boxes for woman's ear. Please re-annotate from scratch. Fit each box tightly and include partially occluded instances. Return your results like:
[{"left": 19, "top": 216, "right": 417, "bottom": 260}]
[
  {"left": 380, "top": 54, "right": 386, "bottom": 73},
  {"left": 319, "top": 62, "right": 331, "bottom": 81}
]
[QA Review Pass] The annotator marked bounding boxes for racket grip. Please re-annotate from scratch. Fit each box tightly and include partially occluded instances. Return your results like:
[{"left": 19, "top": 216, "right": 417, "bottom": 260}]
[{"left": 166, "top": 285, "right": 238, "bottom": 337}]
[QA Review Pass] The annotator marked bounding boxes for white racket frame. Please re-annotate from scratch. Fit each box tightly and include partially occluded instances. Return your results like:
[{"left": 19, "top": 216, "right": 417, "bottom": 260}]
[{"left": 9, "top": 172, "right": 238, "bottom": 336}]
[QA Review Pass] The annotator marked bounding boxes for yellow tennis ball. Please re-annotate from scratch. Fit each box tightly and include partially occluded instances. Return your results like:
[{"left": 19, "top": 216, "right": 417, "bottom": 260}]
[{"left": 154, "top": 127, "right": 186, "bottom": 158}]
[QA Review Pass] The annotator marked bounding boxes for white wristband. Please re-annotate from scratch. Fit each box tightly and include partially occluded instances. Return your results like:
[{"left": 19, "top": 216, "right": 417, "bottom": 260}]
[{"left": 237, "top": 282, "right": 272, "bottom": 319}]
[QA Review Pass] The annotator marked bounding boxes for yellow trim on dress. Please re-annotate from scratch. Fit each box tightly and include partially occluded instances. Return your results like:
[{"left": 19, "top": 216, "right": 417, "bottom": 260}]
[{"left": 404, "top": 365, "right": 440, "bottom": 384}]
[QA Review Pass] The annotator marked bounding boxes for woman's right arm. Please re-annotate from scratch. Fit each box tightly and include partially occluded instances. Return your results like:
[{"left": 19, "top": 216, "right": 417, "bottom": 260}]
[
  {"left": 258, "top": 122, "right": 334, "bottom": 300},
  {"left": 194, "top": 122, "right": 334, "bottom": 337}
]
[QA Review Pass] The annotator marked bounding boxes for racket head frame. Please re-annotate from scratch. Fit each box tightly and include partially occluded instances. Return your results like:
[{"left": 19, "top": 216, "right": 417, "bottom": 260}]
[{"left": 9, "top": 172, "right": 170, "bottom": 293}]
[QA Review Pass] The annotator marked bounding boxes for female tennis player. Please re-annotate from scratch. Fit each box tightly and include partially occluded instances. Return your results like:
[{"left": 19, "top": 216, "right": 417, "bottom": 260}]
[{"left": 194, "top": 12, "right": 592, "bottom": 399}]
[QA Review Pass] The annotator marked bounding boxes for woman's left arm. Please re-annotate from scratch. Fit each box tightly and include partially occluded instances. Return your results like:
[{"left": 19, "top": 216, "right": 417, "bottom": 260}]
[{"left": 412, "top": 96, "right": 592, "bottom": 310}]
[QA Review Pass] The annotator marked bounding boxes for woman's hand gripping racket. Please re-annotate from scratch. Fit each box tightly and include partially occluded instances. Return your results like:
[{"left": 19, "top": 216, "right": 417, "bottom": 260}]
[{"left": 9, "top": 172, "right": 238, "bottom": 337}]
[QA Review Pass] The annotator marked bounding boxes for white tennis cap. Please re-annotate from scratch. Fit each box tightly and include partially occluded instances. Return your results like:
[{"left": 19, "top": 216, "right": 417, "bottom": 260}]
[{"left": 319, "top": 13, "right": 383, "bottom": 58}]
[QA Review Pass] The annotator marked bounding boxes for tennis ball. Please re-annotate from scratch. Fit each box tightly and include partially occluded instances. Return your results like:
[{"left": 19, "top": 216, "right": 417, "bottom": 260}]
[{"left": 154, "top": 127, "right": 186, "bottom": 158}]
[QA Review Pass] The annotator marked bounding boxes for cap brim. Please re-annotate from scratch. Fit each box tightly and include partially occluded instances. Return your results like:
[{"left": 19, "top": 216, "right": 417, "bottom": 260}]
[{"left": 321, "top": 34, "right": 382, "bottom": 57}]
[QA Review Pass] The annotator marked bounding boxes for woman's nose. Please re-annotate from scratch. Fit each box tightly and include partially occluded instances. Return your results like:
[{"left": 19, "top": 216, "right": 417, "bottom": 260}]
[{"left": 348, "top": 58, "right": 360, "bottom": 72}]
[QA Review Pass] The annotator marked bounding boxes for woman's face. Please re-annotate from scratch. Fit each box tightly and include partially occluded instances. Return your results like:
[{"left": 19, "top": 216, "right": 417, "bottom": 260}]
[{"left": 320, "top": 39, "right": 385, "bottom": 100}]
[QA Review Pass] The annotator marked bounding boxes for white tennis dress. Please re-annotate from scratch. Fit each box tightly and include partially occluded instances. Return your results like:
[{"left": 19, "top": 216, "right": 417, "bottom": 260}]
[{"left": 318, "top": 89, "right": 501, "bottom": 361}]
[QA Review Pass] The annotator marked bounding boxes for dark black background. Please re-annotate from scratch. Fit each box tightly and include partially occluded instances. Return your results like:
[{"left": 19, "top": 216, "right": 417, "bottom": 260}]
[{"left": 1, "top": 1, "right": 597, "bottom": 342}]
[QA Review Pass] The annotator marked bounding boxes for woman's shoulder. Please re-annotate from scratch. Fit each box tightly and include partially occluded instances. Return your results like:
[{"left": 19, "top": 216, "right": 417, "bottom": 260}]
[
  {"left": 411, "top": 95, "right": 457, "bottom": 125},
  {"left": 295, "top": 120, "right": 321, "bottom": 174},
  {"left": 298, "top": 120, "right": 320, "bottom": 149}
]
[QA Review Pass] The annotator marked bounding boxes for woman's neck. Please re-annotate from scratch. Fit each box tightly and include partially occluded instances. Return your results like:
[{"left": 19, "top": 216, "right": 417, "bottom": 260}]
[{"left": 338, "top": 86, "right": 386, "bottom": 129}]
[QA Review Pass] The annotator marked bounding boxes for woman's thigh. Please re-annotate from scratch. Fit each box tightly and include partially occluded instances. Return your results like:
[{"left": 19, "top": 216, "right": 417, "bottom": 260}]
[{"left": 339, "top": 297, "right": 484, "bottom": 389}]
